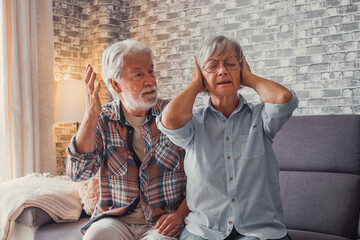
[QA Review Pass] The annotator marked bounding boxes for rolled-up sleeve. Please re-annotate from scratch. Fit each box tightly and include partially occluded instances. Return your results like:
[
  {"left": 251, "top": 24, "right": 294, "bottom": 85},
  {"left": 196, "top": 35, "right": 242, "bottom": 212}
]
[
  {"left": 262, "top": 90, "right": 299, "bottom": 140},
  {"left": 156, "top": 114, "right": 195, "bottom": 149},
  {"left": 66, "top": 128, "right": 103, "bottom": 182}
]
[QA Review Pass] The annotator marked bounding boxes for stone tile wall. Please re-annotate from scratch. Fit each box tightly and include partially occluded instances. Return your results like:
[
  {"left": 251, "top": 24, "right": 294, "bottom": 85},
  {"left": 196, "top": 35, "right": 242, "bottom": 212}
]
[
  {"left": 53, "top": 0, "right": 129, "bottom": 174},
  {"left": 128, "top": 0, "right": 360, "bottom": 114},
  {"left": 53, "top": 0, "right": 360, "bottom": 174}
]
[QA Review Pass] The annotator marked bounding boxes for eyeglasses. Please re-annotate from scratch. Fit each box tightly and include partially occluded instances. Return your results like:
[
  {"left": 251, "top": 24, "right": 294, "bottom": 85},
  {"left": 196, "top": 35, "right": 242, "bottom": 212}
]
[{"left": 203, "top": 56, "right": 241, "bottom": 73}]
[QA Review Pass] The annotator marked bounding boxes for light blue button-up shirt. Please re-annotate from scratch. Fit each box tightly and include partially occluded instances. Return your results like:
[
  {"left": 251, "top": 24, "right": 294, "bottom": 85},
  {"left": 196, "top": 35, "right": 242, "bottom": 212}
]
[{"left": 156, "top": 91, "right": 298, "bottom": 240}]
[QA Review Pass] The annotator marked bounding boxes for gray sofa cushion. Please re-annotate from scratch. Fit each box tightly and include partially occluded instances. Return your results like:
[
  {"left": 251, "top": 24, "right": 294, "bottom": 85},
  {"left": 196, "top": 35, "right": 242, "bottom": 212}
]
[
  {"left": 16, "top": 207, "right": 54, "bottom": 227},
  {"left": 288, "top": 229, "right": 351, "bottom": 240},
  {"left": 273, "top": 115, "right": 360, "bottom": 240},
  {"left": 280, "top": 171, "right": 360, "bottom": 239},
  {"left": 273, "top": 115, "right": 360, "bottom": 174},
  {"left": 35, "top": 217, "right": 90, "bottom": 240}
]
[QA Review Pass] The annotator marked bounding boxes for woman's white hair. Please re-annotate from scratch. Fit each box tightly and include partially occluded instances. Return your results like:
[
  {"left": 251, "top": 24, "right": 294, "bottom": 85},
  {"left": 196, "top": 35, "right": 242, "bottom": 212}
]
[
  {"left": 196, "top": 35, "right": 243, "bottom": 69},
  {"left": 102, "top": 39, "right": 153, "bottom": 100}
]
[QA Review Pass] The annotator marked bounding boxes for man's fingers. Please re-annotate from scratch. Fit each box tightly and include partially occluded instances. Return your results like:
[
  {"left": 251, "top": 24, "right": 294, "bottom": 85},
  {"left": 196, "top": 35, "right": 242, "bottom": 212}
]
[
  {"left": 157, "top": 217, "right": 171, "bottom": 232},
  {"left": 161, "top": 223, "right": 177, "bottom": 236},
  {"left": 84, "top": 66, "right": 92, "bottom": 85},
  {"left": 84, "top": 64, "right": 90, "bottom": 76},
  {"left": 169, "top": 227, "right": 183, "bottom": 238},
  {"left": 155, "top": 215, "right": 166, "bottom": 229},
  {"left": 175, "top": 227, "right": 183, "bottom": 237},
  {"left": 93, "top": 83, "right": 101, "bottom": 96},
  {"left": 88, "top": 71, "right": 96, "bottom": 93},
  {"left": 162, "top": 223, "right": 183, "bottom": 237}
]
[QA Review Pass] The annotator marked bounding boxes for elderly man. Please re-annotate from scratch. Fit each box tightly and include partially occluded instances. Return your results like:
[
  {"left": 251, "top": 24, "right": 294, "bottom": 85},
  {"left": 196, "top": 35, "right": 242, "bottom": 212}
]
[
  {"left": 66, "top": 39, "right": 189, "bottom": 240},
  {"left": 157, "top": 35, "right": 298, "bottom": 240}
]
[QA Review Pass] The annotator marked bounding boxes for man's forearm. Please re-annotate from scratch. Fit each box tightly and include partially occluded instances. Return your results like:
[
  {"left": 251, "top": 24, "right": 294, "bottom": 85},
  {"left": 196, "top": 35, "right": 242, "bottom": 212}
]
[{"left": 74, "top": 113, "right": 98, "bottom": 153}]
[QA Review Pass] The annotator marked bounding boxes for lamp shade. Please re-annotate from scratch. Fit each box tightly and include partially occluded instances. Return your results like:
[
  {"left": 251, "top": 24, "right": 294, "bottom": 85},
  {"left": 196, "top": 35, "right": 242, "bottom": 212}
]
[{"left": 55, "top": 80, "right": 86, "bottom": 122}]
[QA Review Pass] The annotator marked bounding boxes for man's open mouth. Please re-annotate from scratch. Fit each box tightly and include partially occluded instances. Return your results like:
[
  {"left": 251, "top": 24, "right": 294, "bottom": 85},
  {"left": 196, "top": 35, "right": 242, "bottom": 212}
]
[{"left": 143, "top": 90, "right": 156, "bottom": 95}]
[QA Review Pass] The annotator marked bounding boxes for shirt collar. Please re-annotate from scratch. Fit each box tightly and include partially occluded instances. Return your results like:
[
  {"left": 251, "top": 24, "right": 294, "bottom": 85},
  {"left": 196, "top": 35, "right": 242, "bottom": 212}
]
[
  {"left": 109, "top": 99, "right": 162, "bottom": 124},
  {"left": 204, "top": 93, "right": 251, "bottom": 116}
]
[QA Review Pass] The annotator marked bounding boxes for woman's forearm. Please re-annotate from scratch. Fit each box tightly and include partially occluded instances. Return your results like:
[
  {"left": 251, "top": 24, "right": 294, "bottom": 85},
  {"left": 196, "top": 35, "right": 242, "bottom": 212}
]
[
  {"left": 161, "top": 81, "right": 200, "bottom": 129},
  {"left": 246, "top": 73, "right": 292, "bottom": 104}
]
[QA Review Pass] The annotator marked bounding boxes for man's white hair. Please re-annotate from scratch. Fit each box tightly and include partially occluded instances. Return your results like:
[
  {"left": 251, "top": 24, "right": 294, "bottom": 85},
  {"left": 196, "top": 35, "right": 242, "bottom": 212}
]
[{"left": 102, "top": 39, "right": 153, "bottom": 100}]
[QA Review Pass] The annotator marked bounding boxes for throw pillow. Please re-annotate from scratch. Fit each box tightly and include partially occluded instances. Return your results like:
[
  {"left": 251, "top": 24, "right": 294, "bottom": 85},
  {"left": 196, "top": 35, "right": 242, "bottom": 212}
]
[{"left": 78, "top": 174, "right": 99, "bottom": 215}]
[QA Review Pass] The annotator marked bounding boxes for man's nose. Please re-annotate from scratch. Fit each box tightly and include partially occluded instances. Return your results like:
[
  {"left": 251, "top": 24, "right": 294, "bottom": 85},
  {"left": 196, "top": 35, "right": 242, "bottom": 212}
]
[
  {"left": 218, "top": 61, "right": 228, "bottom": 76},
  {"left": 144, "top": 72, "right": 156, "bottom": 85}
]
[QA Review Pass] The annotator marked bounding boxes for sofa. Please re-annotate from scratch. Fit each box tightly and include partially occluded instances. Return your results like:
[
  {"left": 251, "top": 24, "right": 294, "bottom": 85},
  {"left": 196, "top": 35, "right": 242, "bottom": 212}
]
[
  {"left": 274, "top": 115, "right": 360, "bottom": 240},
  {"left": 11, "top": 115, "right": 360, "bottom": 240}
]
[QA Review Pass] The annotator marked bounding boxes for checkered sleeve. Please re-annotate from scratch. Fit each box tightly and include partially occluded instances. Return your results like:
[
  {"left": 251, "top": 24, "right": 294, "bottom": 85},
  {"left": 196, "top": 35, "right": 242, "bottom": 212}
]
[{"left": 66, "top": 122, "right": 104, "bottom": 182}]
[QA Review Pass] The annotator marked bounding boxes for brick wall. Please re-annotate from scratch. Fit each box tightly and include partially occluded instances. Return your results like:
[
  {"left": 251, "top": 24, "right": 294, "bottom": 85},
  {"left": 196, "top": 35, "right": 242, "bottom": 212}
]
[
  {"left": 53, "top": 0, "right": 359, "bottom": 174},
  {"left": 53, "top": 0, "right": 129, "bottom": 174},
  {"left": 128, "top": 0, "right": 360, "bottom": 114}
]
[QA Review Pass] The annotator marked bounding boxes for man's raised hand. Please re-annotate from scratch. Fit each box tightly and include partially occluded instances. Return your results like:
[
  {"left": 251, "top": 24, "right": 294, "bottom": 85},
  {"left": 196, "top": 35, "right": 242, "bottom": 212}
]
[{"left": 84, "top": 64, "right": 102, "bottom": 118}]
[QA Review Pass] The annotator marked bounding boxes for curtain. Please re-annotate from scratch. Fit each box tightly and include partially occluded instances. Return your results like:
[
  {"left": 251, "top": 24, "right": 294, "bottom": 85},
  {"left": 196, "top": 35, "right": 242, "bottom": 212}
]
[{"left": 0, "top": 0, "right": 56, "bottom": 182}]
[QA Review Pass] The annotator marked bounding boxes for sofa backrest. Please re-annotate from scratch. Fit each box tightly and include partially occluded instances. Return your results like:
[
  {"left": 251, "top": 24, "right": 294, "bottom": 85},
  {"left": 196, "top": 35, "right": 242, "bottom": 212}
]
[{"left": 273, "top": 115, "right": 360, "bottom": 239}]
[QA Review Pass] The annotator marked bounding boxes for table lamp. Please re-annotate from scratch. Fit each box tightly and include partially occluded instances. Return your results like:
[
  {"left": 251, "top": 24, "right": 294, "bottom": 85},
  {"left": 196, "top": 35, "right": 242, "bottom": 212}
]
[{"left": 55, "top": 80, "right": 86, "bottom": 129}]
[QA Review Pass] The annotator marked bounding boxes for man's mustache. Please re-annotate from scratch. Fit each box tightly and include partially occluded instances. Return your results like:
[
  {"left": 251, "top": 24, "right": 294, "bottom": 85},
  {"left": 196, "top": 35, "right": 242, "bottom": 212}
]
[{"left": 142, "top": 86, "right": 157, "bottom": 94}]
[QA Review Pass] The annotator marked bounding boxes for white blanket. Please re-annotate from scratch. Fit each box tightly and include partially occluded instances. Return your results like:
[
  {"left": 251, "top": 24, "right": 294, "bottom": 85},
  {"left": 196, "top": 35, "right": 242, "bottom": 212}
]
[{"left": 0, "top": 173, "right": 82, "bottom": 240}]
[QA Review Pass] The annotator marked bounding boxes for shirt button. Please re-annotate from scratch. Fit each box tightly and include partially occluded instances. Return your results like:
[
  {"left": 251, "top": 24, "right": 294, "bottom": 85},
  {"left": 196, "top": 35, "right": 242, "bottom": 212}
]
[
  {"left": 228, "top": 229, "right": 231, "bottom": 232},
  {"left": 229, "top": 220, "right": 232, "bottom": 224},
  {"left": 231, "top": 198, "right": 235, "bottom": 202},
  {"left": 226, "top": 137, "right": 229, "bottom": 141},
  {"left": 222, "top": 119, "right": 226, "bottom": 123},
  {"left": 229, "top": 177, "right": 233, "bottom": 181},
  {"left": 227, "top": 156, "right": 231, "bottom": 160}
]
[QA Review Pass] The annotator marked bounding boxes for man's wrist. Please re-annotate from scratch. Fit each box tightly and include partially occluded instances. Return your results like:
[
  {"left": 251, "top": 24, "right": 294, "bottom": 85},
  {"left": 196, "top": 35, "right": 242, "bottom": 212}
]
[
  {"left": 174, "top": 205, "right": 190, "bottom": 219},
  {"left": 81, "top": 111, "right": 99, "bottom": 128}
]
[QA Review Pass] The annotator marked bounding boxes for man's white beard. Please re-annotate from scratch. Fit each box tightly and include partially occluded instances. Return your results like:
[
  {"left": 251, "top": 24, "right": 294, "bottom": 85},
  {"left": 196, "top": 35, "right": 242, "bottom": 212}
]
[{"left": 120, "top": 85, "right": 158, "bottom": 112}]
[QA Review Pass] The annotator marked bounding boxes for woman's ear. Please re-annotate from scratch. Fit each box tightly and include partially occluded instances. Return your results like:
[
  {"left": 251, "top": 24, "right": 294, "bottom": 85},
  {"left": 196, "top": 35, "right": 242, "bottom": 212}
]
[{"left": 110, "top": 79, "right": 121, "bottom": 94}]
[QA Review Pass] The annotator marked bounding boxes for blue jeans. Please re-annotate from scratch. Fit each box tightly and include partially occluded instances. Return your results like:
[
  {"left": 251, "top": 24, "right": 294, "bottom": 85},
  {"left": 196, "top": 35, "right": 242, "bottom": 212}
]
[{"left": 179, "top": 228, "right": 292, "bottom": 240}]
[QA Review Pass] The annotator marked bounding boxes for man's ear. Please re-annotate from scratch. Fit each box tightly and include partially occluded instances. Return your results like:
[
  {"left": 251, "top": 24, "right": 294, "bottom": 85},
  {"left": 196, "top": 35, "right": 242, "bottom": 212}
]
[{"left": 110, "top": 78, "right": 121, "bottom": 94}]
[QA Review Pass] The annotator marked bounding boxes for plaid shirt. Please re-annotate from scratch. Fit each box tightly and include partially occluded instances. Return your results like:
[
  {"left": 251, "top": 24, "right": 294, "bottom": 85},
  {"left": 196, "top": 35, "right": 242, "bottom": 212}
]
[{"left": 66, "top": 99, "right": 186, "bottom": 233}]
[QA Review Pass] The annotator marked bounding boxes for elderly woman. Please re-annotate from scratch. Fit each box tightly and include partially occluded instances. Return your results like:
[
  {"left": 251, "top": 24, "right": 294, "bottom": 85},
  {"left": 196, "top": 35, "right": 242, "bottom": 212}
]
[{"left": 156, "top": 35, "right": 298, "bottom": 240}]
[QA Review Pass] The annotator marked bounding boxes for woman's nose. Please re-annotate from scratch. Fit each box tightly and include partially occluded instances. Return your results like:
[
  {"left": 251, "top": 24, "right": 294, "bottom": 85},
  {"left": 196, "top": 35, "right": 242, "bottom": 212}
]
[{"left": 217, "top": 61, "right": 228, "bottom": 75}]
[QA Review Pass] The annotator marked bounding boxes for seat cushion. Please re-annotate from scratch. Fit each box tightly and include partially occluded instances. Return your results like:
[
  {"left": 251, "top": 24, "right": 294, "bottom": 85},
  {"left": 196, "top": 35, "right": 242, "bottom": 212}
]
[
  {"left": 34, "top": 217, "right": 90, "bottom": 240},
  {"left": 280, "top": 171, "right": 360, "bottom": 239},
  {"left": 288, "top": 229, "right": 351, "bottom": 240},
  {"left": 273, "top": 115, "right": 360, "bottom": 174},
  {"left": 16, "top": 207, "right": 54, "bottom": 227}
]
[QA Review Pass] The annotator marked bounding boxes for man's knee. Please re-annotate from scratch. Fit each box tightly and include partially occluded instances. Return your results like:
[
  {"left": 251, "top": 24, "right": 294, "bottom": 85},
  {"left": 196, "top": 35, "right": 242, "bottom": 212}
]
[
  {"left": 83, "top": 225, "right": 115, "bottom": 240},
  {"left": 83, "top": 218, "right": 132, "bottom": 240}
]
